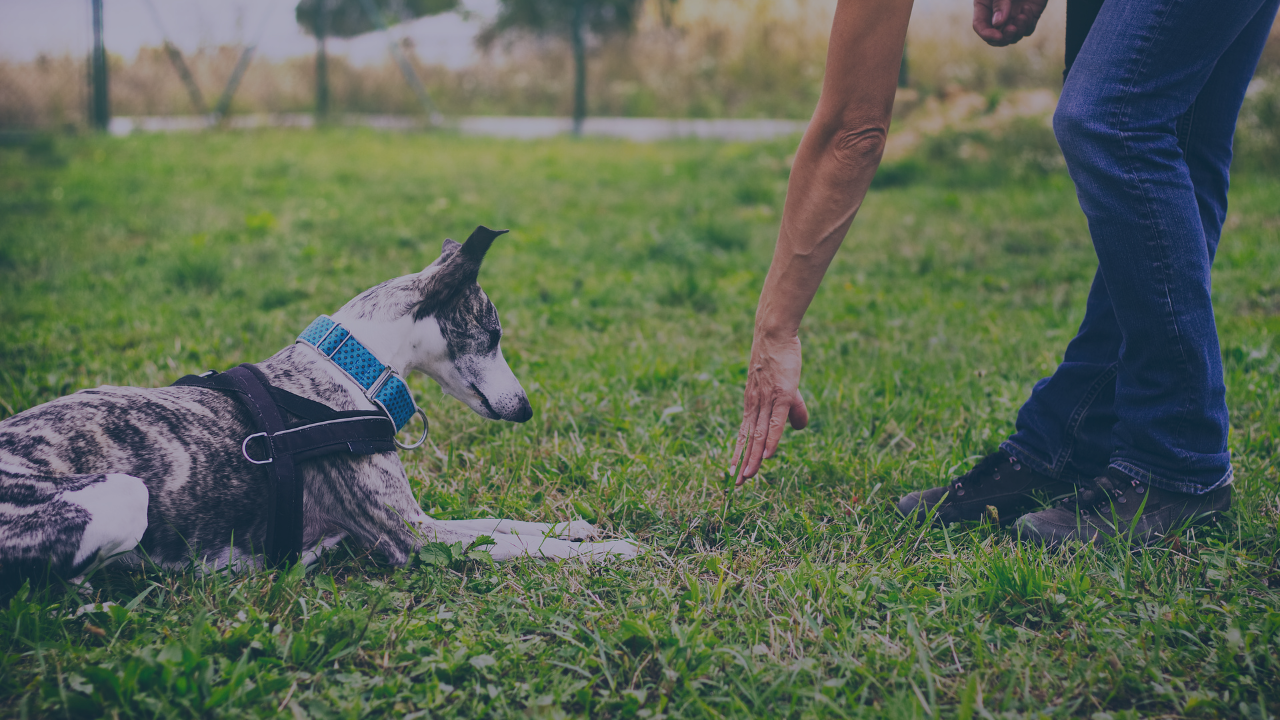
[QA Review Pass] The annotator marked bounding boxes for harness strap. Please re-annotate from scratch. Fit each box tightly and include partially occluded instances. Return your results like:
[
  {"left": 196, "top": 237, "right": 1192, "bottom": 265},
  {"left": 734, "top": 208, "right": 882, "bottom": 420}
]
[
  {"left": 173, "top": 363, "right": 396, "bottom": 566},
  {"left": 229, "top": 365, "right": 297, "bottom": 565}
]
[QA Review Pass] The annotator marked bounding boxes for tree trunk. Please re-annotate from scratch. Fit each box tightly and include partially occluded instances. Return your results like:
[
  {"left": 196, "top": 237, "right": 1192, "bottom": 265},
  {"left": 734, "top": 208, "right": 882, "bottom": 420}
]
[
  {"left": 315, "top": 0, "right": 330, "bottom": 122},
  {"left": 90, "top": 0, "right": 109, "bottom": 131},
  {"left": 570, "top": 0, "right": 587, "bottom": 136}
]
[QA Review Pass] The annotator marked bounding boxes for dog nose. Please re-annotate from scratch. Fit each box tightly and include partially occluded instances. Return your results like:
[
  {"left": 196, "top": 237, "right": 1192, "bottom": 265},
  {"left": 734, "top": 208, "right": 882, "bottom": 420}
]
[{"left": 510, "top": 395, "right": 532, "bottom": 423}]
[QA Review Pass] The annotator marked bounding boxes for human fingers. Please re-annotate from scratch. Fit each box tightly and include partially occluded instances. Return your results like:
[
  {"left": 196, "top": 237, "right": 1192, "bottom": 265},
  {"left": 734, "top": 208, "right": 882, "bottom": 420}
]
[
  {"left": 729, "top": 414, "right": 750, "bottom": 479},
  {"left": 762, "top": 397, "right": 792, "bottom": 460},
  {"left": 1012, "top": 0, "right": 1045, "bottom": 37},
  {"left": 990, "top": 0, "right": 1013, "bottom": 28},
  {"left": 729, "top": 383, "right": 759, "bottom": 478},
  {"left": 737, "top": 395, "right": 776, "bottom": 484},
  {"left": 788, "top": 390, "right": 809, "bottom": 430},
  {"left": 972, "top": 0, "right": 1008, "bottom": 45},
  {"left": 730, "top": 377, "right": 763, "bottom": 482}
]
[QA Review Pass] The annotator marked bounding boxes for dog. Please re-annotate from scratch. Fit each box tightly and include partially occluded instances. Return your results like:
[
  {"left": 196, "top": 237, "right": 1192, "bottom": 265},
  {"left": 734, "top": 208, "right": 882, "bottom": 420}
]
[{"left": 0, "top": 226, "right": 637, "bottom": 586}]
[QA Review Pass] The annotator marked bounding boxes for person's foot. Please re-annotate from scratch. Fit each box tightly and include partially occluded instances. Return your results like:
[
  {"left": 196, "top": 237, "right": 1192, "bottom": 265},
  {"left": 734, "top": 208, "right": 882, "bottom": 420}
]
[
  {"left": 897, "top": 450, "right": 1076, "bottom": 525},
  {"left": 1014, "top": 469, "right": 1232, "bottom": 547}
]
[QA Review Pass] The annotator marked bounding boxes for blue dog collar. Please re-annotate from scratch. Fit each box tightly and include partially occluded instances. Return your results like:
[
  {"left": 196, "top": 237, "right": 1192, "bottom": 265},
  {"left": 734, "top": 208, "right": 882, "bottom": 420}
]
[{"left": 297, "top": 316, "right": 423, "bottom": 439}]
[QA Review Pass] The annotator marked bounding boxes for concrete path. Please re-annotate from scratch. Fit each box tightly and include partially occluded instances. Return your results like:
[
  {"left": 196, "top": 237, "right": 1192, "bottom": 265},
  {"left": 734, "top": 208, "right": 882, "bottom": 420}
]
[{"left": 108, "top": 114, "right": 808, "bottom": 142}]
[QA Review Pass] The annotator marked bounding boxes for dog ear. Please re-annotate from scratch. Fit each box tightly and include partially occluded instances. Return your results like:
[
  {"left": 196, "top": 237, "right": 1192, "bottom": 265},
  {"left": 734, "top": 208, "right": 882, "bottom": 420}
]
[
  {"left": 414, "top": 226, "right": 508, "bottom": 319},
  {"left": 426, "top": 238, "right": 462, "bottom": 269},
  {"left": 457, "top": 225, "right": 508, "bottom": 266}
]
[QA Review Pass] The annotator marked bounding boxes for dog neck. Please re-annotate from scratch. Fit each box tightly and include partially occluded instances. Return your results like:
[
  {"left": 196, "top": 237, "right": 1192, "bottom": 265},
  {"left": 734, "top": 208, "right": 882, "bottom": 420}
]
[{"left": 325, "top": 310, "right": 453, "bottom": 386}]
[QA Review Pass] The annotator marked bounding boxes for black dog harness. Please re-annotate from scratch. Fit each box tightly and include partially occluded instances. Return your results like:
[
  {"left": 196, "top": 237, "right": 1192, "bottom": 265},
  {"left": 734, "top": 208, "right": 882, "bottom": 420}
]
[
  {"left": 174, "top": 364, "right": 396, "bottom": 565},
  {"left": 172, "top": 317, "right": 428, "bottom": 566}
]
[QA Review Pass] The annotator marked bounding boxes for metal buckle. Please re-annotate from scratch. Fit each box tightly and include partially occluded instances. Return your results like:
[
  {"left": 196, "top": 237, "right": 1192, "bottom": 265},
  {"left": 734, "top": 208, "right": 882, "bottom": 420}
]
[
  {"left": 327, "top": 332, "right": 351, "bottom": 357},
  {"left": 368, "top": 366, "right": 395, "bottom": 396},
  {"left": 396, "top": 408, "right": 429, "bottom": 449},
  {"left": 241, "top": 432, "right": 273, "bottom": 464},
  {"left": 313, "top": 319, "right": 339, "bottom": 350},
  {"left": 375, "top": 402, "right": 428, "bottom": 450}
]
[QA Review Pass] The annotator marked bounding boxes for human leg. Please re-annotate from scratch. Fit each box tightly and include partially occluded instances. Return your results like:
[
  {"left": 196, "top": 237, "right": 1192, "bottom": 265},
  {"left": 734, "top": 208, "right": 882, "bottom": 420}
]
[
  {"left": 1015, "top": 0, "right": 1280, "bottom": 545},
  {"left": 1039, "top": 0, "right": 1276, "bottom": 494}
]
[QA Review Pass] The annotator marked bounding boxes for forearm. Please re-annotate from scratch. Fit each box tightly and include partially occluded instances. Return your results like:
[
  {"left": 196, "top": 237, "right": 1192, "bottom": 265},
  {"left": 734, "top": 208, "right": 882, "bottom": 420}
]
[
  {"left": 756, "top": 117, "right": 887, "bottom": 339},
  {"left": 753, "top": 0, "right": 912, "bottom": 340}
]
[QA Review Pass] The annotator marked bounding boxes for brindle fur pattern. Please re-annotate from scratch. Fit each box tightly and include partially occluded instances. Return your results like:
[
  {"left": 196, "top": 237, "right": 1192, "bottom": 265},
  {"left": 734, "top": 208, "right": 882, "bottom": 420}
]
[{"left": 0, "top": 226, "right": 636, "bottom": 584}]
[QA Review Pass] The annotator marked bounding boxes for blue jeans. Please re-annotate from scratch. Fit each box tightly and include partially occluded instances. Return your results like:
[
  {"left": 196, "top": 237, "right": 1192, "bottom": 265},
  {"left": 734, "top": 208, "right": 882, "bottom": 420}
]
[{"left": 1002, "top": 0, "right": 1280, "bottom": 494}]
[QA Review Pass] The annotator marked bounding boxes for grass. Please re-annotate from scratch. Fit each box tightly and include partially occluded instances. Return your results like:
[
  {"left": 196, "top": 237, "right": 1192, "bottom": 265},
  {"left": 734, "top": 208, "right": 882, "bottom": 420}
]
[{"left": 0, "top": 129, "right": 1278, "bottom": 718}]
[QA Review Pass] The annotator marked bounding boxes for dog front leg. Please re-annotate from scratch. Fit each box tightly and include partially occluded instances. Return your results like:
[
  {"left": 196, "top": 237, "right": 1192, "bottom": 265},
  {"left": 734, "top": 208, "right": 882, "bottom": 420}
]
[{"left": 431, "top": 517, "right": 603, "bottom": 541}]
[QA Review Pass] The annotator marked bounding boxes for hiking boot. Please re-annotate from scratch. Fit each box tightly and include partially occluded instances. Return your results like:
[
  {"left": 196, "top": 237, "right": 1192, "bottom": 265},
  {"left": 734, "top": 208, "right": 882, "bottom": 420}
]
[
  {"left": 1015, "top": 469, "right": 1232, "bottom": 547},
  {"left": 896, "top": 450, "right": 1075, "bottom": 525}
]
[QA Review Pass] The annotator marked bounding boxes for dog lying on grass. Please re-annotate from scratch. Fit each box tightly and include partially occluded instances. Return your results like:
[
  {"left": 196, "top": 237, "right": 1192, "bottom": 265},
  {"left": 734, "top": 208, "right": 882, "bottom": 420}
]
[{"left": 0, "top": 226, "right": 637, "bottom": 587}]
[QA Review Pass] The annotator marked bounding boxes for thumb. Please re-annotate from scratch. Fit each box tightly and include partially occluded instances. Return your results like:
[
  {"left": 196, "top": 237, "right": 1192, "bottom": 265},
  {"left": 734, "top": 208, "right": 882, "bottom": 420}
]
[
  {"left": 991, "top": 0, "right": 1012, "bottom": 27},
  {"left": 788, "top": 391, "right": 809, "bottom": 430}
]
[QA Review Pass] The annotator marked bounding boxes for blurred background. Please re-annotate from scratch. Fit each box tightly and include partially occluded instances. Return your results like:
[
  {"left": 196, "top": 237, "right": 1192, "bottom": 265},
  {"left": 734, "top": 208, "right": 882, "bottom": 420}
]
[{"left": 3, "top": 0, "right": 1274, "bottom": 168}]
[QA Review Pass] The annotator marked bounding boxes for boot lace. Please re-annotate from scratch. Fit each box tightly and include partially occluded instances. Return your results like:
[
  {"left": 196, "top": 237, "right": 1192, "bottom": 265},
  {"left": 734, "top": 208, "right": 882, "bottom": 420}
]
[
  {"left": 1056, "top": 474, "right": 1144, "bottom": 515},
  {"left": 952, "top": 452, "right": 1022, "bottom": 497}
]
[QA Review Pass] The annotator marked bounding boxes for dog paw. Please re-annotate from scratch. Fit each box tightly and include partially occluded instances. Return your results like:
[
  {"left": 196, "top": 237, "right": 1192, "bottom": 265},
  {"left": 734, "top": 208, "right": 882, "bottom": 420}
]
[
  {"left": 573, "top": 539, "right": 641, "bottom": 560},
  {"left": 558, "top": 519, "right": 602, "bottom": 541},
  {"left": 482, "top": 534, "right": 641, "bottom": 562}
]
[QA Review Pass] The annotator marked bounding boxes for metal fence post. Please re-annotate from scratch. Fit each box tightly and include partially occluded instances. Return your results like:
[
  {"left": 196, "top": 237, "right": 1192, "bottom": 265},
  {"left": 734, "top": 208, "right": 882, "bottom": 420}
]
[{"left": 90, "top": 0, "right": 110, "bottom": 130}]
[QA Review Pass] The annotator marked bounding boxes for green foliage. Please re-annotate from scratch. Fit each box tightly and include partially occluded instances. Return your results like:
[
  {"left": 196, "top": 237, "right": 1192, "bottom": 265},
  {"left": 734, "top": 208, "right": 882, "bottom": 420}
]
[
  {"left": 418, "top": 537, "right": 497, "bottom": 569},
  {"left": 874, "top": 117, "right": 1064, "bottom": 189},
  {"left": 477, "top": 0, "right": 645, "bottom": 47},
  {"left": 295, "top": 0, "right": 459, "bottom": 39},
  {"left": 1, "top": 131, "right": 1278, "bottom": 717},
  {"left": 1236, "top": 74, "right": 1280, "bottom": 174}
]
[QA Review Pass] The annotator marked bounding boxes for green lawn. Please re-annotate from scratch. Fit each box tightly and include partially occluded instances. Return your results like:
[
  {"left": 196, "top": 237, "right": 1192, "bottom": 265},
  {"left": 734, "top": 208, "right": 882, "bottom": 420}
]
[{"left": 1, "top": 130, "right": 1278, "bottom": 718}]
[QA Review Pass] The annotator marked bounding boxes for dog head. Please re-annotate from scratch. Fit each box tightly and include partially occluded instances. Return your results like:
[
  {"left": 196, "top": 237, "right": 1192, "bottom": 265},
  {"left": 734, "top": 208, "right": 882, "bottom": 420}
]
[{"left": 333, "top": 226, "right": 532, "bottom": 423}]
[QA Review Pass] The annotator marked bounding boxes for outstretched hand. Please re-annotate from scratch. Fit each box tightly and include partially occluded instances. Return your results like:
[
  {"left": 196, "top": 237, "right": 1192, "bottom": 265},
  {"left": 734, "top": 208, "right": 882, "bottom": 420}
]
[
  {"left": 973, "top": 0, "right": 1049, "bottom": 46},
  {"left": 730, "top": 332, "right": 810, "bottom": 485}
]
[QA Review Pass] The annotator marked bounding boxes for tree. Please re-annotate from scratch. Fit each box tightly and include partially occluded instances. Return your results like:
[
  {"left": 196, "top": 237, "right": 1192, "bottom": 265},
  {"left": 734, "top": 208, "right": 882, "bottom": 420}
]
[
  {"left": 296, "top": 0, "right": 458, "bottom": 121},
  {"left": 478, "top": 0, "right": 646, "bottom": 135}
]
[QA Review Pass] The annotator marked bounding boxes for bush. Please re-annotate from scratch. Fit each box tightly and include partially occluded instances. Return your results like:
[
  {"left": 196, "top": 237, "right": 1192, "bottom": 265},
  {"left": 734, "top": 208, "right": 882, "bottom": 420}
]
[
  {"left": 1235, "top": 74, "right": 1280, "bottom": 174},
  {"left": 874, "top": 116, "right": 1064, "bottom": 189}
]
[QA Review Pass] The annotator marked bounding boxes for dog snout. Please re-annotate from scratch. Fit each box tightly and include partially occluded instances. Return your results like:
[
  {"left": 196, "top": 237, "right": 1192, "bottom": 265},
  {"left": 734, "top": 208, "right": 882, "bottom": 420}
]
[{"left": 509, "top": 395, "right": 532, "bottom": 423}]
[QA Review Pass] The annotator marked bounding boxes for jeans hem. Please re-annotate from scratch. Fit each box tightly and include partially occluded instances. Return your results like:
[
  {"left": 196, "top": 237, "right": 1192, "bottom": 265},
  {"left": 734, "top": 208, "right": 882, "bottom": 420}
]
[
  {"left": 1109, "top": 460, "right": 1233, "bottom": 495},
  {"left": 999, "top": 439, "right": 1079, "bottom": 485}
]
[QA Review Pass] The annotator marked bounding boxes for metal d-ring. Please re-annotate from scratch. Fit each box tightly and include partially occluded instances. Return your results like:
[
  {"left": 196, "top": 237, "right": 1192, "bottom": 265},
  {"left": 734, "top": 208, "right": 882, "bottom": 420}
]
[
  {"left": 241, "top": 432, "right": 273, "bottom": 464},
  {"left": 394, "top": 408, "right": 429, "bottom": 450}
]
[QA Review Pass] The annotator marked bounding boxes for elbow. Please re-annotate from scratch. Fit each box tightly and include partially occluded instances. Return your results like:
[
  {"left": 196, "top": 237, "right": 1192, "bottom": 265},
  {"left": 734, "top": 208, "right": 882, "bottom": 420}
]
[
  {"left": 807, "top": 111, "right": 890, "bottom": 171},
  {"left": 828, "top": 124, "right": 888, "bottom": 168}
]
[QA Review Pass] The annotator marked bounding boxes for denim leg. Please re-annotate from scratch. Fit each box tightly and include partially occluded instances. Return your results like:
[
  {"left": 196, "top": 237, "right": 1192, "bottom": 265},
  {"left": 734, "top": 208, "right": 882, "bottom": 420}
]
[
  {"left": 1004, "top": 0, "right": 1279, "bottom": 488},
  {"left": 1003, "top": 270, "right": 1121, "bottom": 483},
  {"left": 1044, "top": 0, "right": 1278, "bottom": 493},
  {"left": 1179, "top": 0, "right": 1280, "bottom": 261}
]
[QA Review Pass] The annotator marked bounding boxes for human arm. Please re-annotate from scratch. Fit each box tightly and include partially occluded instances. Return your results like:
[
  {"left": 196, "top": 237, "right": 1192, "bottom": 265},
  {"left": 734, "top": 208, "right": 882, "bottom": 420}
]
[
  {"left": 729, "top": 0, "right": 915, "bottom": 484},
  {"left": 973, "top": 0, "right": 1048, "bottom": 46}
]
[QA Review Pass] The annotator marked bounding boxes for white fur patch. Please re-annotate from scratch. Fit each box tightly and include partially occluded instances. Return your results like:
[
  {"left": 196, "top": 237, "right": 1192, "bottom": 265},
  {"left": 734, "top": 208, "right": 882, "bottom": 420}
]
[
  {"left": 484, "top": 534, "right": 640, "bottom": 562},
  {"left": 435, "top": 517, "right": 603, "bottom": 540},
  {"left": 62, "top": 474, "right": 149, "bottom": 568}
]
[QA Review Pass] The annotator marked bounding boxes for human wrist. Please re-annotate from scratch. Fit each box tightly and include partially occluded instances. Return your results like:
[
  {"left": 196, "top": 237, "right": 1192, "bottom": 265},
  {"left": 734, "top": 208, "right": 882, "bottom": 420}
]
[{"left": 753, "top": 319, "right": 799, "bottom": 344}]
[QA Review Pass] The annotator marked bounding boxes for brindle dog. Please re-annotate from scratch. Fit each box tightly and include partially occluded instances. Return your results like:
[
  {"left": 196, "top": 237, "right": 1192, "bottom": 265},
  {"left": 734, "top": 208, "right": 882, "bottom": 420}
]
[{"left": 0, "top": 227, "right": 637, "bottom": 586}]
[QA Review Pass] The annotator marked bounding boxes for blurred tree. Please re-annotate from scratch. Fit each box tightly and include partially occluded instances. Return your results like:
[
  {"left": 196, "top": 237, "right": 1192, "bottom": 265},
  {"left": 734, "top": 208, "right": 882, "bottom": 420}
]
[
  {"left": 296, "top": 0, "right": 457, "bottom": 121},
  {"left": 478, "top": 0, "right": 647, "bottom": 135},
  {"left": 296, "top": 0, "right": 458, "bottom": 38}
]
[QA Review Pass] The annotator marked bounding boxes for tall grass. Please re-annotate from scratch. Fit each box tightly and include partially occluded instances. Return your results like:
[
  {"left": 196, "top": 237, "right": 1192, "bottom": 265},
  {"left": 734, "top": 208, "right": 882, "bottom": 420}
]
[
  {"left": 0, "top": 0, "right": 1074, "bottom": 128},
  {"left": 2, "top": 128, "right": 1279, "bottom": 719},
  {"left": 1, "top": 0, "right": 1275, "bottom": 137}
]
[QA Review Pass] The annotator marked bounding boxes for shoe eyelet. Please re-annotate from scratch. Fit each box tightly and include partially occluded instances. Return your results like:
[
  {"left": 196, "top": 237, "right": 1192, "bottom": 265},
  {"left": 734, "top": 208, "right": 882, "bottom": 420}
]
[
  {"left": 1013, "top": 464, "right": 1022, "bottom": 471},
  {"left": 1136, "top": 487, "right": 1145, "bottom": 494},
  {"left": 957, "top": 489, "right": 965, "bottom": 496},
  {"left": 1118, "top": 497, "right": 1127, "bottom": 504},
  {"left": 993, "top": 472, "right": 1001, "bottom": 480}
]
